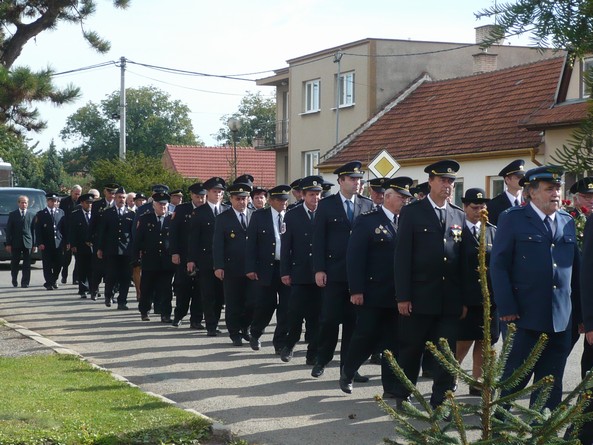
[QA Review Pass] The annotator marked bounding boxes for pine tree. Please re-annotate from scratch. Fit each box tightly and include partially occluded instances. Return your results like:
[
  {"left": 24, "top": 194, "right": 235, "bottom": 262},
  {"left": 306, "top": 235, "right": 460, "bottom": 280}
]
[
  {"left": 378, "top": 209, "right": 593, "bottom": 444},
  {"left": 42, "top": 140, "right": 65, "bottom": 192}
]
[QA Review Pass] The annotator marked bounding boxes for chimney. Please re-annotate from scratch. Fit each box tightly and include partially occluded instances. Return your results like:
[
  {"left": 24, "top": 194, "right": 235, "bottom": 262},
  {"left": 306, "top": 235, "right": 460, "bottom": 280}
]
[{"left": 473, "top": 25, "right": 503, "bottom": 74}]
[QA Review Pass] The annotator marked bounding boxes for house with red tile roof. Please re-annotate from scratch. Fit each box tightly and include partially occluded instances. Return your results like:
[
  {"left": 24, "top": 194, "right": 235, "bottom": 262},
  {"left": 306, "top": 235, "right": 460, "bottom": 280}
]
[
  {"left": 162, "top": 145, "right": 277, "bottom": 188},
  {"left": 317, "top": 54, "right": 591, "bottom": 203}
]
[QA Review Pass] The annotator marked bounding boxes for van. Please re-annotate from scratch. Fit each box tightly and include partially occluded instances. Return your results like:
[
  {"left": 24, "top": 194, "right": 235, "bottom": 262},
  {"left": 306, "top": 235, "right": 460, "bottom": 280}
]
[{"left": 0, "top": 187, "right": 46, "bottom": 261}]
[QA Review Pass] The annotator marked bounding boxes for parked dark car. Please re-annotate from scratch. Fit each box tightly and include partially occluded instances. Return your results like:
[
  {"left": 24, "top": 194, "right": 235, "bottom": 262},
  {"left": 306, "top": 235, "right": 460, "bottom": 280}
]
[{"left": 0, "top": 187, "right": 46, "bottom": 261}]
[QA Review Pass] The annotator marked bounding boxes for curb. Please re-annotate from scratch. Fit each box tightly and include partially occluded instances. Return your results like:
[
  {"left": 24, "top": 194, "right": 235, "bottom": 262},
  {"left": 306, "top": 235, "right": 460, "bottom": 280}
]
[{"left": 0, "top": 318, "right": 234, "bottom": 442}]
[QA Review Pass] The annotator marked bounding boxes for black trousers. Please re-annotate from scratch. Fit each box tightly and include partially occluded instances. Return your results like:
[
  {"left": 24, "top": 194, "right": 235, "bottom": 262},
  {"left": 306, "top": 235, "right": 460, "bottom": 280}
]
[
  {"left": 10, "top": 247, "right": 31, "bottom": 286},
  {"left": 501, "top": 326, "right": 571, "bottom": 410},
  {"left": 173, "top": 263, "right": 203, "bottom": 323},
  {"left": 90, "top": 254, "right": 104, "bottom": 296},
  {"left": 249, "top": 262, "right": 290, "bottom": 350},
  {"left": 393, "top": 313, "right": 458, "bottom": 406},
  {"left": 61, "top": 248, "right": 78, "bottom": 283},
  {"left": 104, "top": 254, "right": 132, "bottom": 305},
  {"left": 199, "top": 269, "right": 224, "bottom": 331},
  {"left": 343, "top": 306, "right": 399, "bottom": 393},
  {"left": 223, "top": 275, "right": 254, "bottom": 341},
  {"left": 284, "top": 283, "right": 323, "bottom": 361},
  {"left": 41, "top": 247, "right": 62, "bottom": 286},
  {"left": 139, "top": 268, "right": 175, "bottom": 317},
  {"left": 75, "top": 252, "right": 92, "bottom": 295},
  {"left": 315, "top": 281, "right": 357, "bottom": 368}
]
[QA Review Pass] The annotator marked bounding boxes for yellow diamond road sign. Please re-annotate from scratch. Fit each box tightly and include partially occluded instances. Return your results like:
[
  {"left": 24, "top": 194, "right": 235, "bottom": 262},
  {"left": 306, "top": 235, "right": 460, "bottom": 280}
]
[{"left": 368, "top": 150, "right": 400, "bottom": 178}]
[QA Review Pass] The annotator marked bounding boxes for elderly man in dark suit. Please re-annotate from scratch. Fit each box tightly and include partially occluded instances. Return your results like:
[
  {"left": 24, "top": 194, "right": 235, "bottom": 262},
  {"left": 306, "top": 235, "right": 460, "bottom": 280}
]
[
  {"left": 68, "top": 193, "right": 95, "bottom": 298},
  {"left": 187, "top": 177, "right": 229, "bottom": 336},
  {"left": 5, "top": 195, "right": 36, "bottom": 288},
  {"left": 279, "top": 175, "right": 324, "bottom": 364},
  {"left": 96, "top": 186, "right": 135, "bottom": 310},
  {"left": 135, "top": 192, "right": 175, "bottom": 322},
  {"left": 245, "top": 184, "right": 292, "bottom": 353},
  {"left": 487, "top": 159, "right": 526, "bottom": 226},
  {"left": 393, "top": 160, "right": 467, "bottom": 409},
  {"left": 311, "top": 160, "right": 374, "bottom": 379},
  {"left": 340, "top": 176, "right": 413, "bottom": 395},
  {"left": 170, "top": 183, "right": 207, "bottom": 328},
  {"left": 491, "top": 165, "right": 580, "bottom": 410},
  {"left": 35, "top": 192, "right": 65, "bottom": 291},
  {"left": 213, "top": 182, "right": 255, "bottom": 346},
  {"left": 456, "top": 188, "right": 498, "bottom": 396}
]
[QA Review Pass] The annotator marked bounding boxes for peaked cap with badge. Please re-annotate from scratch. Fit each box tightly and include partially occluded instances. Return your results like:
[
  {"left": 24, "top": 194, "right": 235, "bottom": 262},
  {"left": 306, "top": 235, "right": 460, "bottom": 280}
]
[
  {"left": 268, "top": 184, "right": 291, "bottom": 200},
  {"left": 424, "top": 160, "right": 459, "bottom": 179},
  {"left": 369, "top": 177, "right": 389, "bottom": 193},
  {"left": 498, "top": 159, "right": 525, "bottom": 178},
  {"left": 518, "top": 165, "right": 564, "bottom": 187},
  {"left": 203, "top": 177, "right": 226, "bottom": 190},
  {"left": 334, "top": 160, "right": 364, "bottom": 178},
  {"left": 188, "top": 182, "right": 207, "bottom": 195},
  {"left": 227, "top": 183, "right": 252, "bottom": 196},
  {"left": 569, "top": 176, "right": 593, "bottom": 195},
  {"left": 386, "top": 176, "right": 413, "bottom": 197},
  {"left": 300, "top": 175, "right": 324, "bottom": 192},
  {"left": 461, "top": 187, "right": 490, "bottom": 204}
]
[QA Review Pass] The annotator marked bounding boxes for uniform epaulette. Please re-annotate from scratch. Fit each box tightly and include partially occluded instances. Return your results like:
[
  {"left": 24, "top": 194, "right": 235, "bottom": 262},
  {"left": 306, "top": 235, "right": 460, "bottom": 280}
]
[
  {"left": 360, "top": 208, "right": 379, "bottom": 217},
  {"left": 449, "top": 202, "right": 463, "bottom": 211},
  {"left": 557, "top": 208, "right": 571, "bottom": 217},
  {"left": 357, "top": 194, "right": 372, "bottom": 203}
]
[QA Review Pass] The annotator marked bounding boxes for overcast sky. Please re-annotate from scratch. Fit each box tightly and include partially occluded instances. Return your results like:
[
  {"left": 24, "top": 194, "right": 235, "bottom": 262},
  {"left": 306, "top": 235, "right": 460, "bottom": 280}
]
[{"left": 15, "top": 0, "right": 531, "bottom": 151}]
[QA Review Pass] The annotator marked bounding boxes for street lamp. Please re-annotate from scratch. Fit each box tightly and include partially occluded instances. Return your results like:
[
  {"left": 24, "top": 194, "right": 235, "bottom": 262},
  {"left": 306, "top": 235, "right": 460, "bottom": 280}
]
[{"left": 227, "top": 117, "right": 241, "bottom": 180}]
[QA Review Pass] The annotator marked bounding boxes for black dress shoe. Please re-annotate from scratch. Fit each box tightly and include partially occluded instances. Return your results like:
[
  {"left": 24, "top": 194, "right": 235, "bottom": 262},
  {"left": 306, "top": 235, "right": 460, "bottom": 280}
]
[
  {"left": 339, "top": 370, "right": 353, "bottom": 394},
  {"left": 280, "top": 347, "right": 293, "bottom": 363},
  {"left": 161, "top": 317, "right": 172, "bottom": 323},
  {"left": 382, "top": 393, "right": 409, "bottom": 409},
  {"left": 353, "top": 372, "right": 369, "bottom": 383},
  {"left": 249, "top": 336, "right": 261, "bottom": 351},
  {"left": 80, "top": 293, "right": 88, "bottom": 299},
  {"left": 73, "top": 280, "right": 79, "bottom": 285},
  {"left": 311, "top": 364, "right": 325, "bottom": 378},
  {"left": 44, "top": 284, "right": 53, "bottom": 291},
  {"left": 12, "top": 280, "right": 18, "bottom": 287},
  {"left": 207, "top": 330, "right": 218, "bottom": 337},
  {"left": 232, "top": 337, "right": 243, "bottom": 347},
  {"left": 117, "top": 305, "right": 129, "bottom": 310},
  {"left": 51, "top": 283, "right": 59, "bottom": 289},
  {"left": 141, "top": 313, "right": 150, "bottom": 321},
  {"left": 241, "top": 332, "right": 251, "bottom": 341},
  {"left": 105, "top": 297, "right": 111, "bottom": 307},
  {"left": 21, "top": 284, "right": 29, "bottom": 288},
  {"left": 61, "top": 277, "right": 67, "bottom": 284},
  {"left": 90, "top": 293, "right": 97, "bottom": 301},
  {"left": 172, "top": 319, "right": 181, "bottom": 327}
]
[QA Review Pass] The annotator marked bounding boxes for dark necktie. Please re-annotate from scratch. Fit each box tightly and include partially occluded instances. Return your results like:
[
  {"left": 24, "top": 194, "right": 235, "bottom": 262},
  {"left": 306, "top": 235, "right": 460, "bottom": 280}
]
[
  {"left": 472, "top": 225, "right": 478, "bottom": 238},
  {"left": 277, "top": 213, "right": 283, "bottom": 233},
  {"left": 393, "top": 215, "right": 399, "bottom": 232},
  {"left": 436, "top": 207, "right": 445, "bottom": 229},
  {"left": 21, "top": 210, "right": 25, "bottom": 221},
  {"left": 240, "top": 212, "right": 247, "bottom": 230},
  {"left": 158, "top": 216, "right": 163, "bottom": 229},
  {"left": 85, "top": 212, "right": 90, "bottom": 224},
  {"left": 308, "top": 210, "right": 315, "bottom": 221},
  {"left": 544, "top": 216, "right": 553, "bottom": 238},
  {"left": 514, "top": 198, "right": 519, "bottom": 207},
  {"left": 345, "top": 199, "right": 354, "bottom": 222},
  {"left": 214, "top": 205, "right": 219, "bottom": 216}
]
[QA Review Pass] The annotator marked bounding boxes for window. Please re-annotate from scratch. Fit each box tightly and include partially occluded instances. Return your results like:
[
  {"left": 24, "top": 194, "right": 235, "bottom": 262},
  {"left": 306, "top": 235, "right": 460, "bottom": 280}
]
[
  {"left": 489, "top": 177, "right": 504, "bottom": 198},
  {"left": 304, "top": 79, "right": 320, "bottom": 112},
  {"left": 337, "top": 72, "right": 355, "bottom": 106},
  {"left": 303, "top": 150, "right": 319, "bottom": 176},
  {"left": 583, "top": 58, "right": 593, "bottom": 98},
  {"left": 453, "top": 179, "right": 464, "bottom": 207}
]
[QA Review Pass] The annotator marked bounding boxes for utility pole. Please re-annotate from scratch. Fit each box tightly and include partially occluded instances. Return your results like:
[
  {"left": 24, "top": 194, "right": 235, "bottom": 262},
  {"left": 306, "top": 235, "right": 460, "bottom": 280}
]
[
  {"left": 334, "top": 51, "right": 343, "bottom": 146},
  {"left": 119, "top": 56, "right": 127, "bottom": 160}
]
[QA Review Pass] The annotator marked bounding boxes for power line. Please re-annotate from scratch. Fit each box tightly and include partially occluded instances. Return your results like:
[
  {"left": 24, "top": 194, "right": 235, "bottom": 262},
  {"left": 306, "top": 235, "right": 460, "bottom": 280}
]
[{"left": 52, "top": 61, "right": 118, "bottom": 76}]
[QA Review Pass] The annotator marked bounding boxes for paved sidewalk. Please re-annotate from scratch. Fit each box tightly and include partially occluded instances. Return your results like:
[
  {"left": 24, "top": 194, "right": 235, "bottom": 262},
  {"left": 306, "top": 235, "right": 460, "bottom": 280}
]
[{"left": 0, "top": 265, "right": 585, "bottom": 444}]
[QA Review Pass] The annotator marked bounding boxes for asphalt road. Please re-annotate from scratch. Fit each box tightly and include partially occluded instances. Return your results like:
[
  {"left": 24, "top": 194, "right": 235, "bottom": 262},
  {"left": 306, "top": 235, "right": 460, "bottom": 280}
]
[{"left": 0, "top": 263, "right": 586, "bottom": 444}]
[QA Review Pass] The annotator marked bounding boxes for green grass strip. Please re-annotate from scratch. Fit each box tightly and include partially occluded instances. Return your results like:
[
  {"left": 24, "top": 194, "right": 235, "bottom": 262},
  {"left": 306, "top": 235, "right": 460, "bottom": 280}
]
[{"left": 0, "top": 354, "right": 211, "bottom": 445}]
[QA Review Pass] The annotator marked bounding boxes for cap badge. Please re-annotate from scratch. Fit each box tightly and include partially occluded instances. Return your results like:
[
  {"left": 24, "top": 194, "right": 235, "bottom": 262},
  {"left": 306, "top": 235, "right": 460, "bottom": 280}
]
[
  {"left": 313, "top": 181, "right": 318, "bottom": 186},
  {"left": 588, "top": 183, "right": 593, "bottom": 190},
  {"left": 477, "top": 193, "right": 483, "bottom": 199},
  {"left": 354, "top": 167, "right": 359, "bottom": 172},
  {"left": 239, "top": 188, "right": 244, "bottom": 192},
  {"left": 519, "top": 165, "right": 524, "bottom": 170},
  {"left": 405, "top": 185, "right": 409, "bottom": 190},
  {"left": 447, "top": 168, "right": 453, "bottom": 173}
]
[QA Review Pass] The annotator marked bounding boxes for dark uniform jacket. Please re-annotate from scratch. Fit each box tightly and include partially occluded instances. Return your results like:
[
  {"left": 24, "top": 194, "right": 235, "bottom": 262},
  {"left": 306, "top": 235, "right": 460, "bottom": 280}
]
[
  {"left": 394, "top": 197, "right": 466, "bottom": 316},
  {"left": 487, "top": 192, "right": 514, "bottom": 226},
  {"left": 245, "top": 207, "right": 282, "bottom": 286},
  {"left": 134, "top": 212, "right": 174, "bottom": 271},
  {"left": 461, "top": 222, "right": 496, "bottom": 306},
  {"left": 280, "top": 204, "right": 316, "bottom": 284},
  {"left": 187, "top": 203, "right": 229, "bottom": 270},
  {"left": 96, "top": 206, "right": 135, "bottom": 256},
  {"left": 580, "top": 216, "right": 593, "bottom": 331},
  {"left": 5, "top": 208, "right": 35, "bottom": 249},
  {"left": 90, "top": 198, "right": 113, "bottom": 243},
  {"left": 34, "top": 208, "right": 65, "bottom": 250},
  {"left": 59, "top": 195, "right": 77, "bottom": 244},
  {"left": 68, "top": 208, "right": 93, "bottom": 256},
  {"left": 347, "top": 208, "right": 397, "bottom": 308},
  {"left": 213, "top": 208, "right": 252, "bottom": 277},
  {"left": 169, "top": 202, "right": 197, "bottom": 259},
  {"left": 491, "top": 204, "right": 580, "bottom": 333},
  {"left": 312, "top": 193, "right": 373, "bottom": 282}
]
